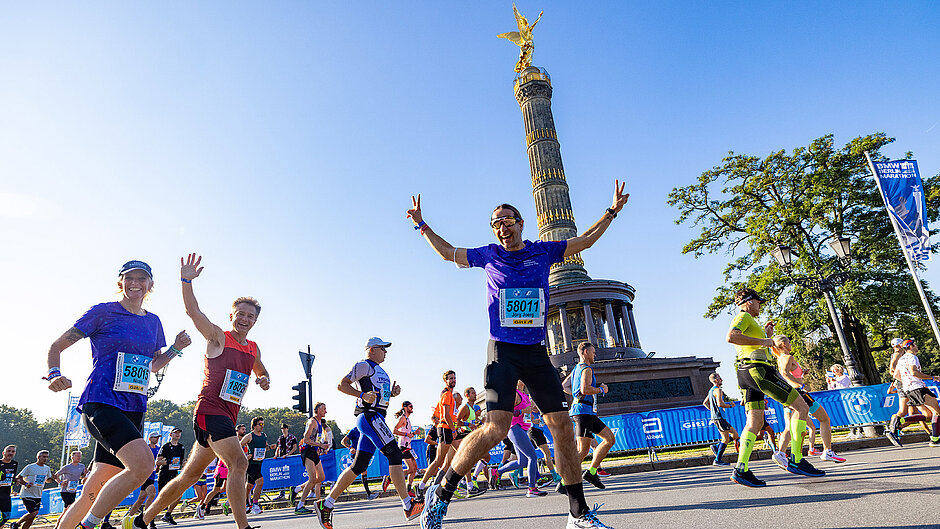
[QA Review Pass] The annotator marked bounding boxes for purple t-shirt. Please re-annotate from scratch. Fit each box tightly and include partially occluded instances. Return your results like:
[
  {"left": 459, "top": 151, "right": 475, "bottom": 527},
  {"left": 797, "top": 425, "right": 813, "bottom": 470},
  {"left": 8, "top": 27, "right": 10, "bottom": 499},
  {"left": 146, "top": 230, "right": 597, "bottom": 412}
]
[
  {"left": 465, "top": 240, "right": 566, "bottom": 344},
  {"left": 74, "top": 302, "right": 166, "bottom": 413}
]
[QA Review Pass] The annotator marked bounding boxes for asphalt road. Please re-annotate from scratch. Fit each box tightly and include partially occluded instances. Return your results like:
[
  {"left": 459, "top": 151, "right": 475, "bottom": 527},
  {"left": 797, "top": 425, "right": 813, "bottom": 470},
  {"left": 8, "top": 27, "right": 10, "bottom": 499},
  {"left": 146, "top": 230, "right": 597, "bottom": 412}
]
[{"left": 181, "top": 444, "right": 940, "bottom": 529}]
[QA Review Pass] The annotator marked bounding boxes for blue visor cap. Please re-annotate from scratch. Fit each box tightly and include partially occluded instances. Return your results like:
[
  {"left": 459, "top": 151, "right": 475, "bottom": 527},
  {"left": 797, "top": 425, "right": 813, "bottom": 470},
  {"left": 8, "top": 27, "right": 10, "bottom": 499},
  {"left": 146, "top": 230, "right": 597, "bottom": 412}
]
[{"left": 119, "top": 260, "right": 153, "bottom": 279}]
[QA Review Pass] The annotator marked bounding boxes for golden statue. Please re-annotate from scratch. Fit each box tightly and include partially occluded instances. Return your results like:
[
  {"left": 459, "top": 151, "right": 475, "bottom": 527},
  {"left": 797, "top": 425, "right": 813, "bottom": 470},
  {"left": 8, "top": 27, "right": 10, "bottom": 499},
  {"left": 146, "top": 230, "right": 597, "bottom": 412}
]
[{"left": 497, "top": 4, "right": 543, "bottom": 73}]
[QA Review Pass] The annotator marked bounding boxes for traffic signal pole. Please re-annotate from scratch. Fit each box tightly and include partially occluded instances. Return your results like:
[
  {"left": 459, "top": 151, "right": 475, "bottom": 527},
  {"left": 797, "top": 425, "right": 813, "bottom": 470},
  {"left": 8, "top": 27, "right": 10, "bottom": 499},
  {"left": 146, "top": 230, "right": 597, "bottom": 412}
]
[{"left": 298, "top": 346, "right": 316, "bottom": 419}]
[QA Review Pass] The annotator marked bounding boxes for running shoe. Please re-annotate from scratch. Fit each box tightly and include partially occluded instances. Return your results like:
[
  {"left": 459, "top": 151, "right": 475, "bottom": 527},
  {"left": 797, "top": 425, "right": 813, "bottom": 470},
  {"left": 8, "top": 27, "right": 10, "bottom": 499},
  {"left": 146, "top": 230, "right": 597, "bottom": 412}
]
[
  {"left": 403, "top": 498, "right": 424, "bottom": 521},
  {"left": 9, "top": 523, "right": 18, "bottom": 529},
  {"left": 555, "top": 481, "right": 568, "bottom": 495},
  {"left": 536, "top": 475, "right": 554, "bottom": 487},
  {"left": 221, "top": 501, "right": 230, "bottom": 516},
  {"left": 316, "top": 500, "right": 333, "bottom": 529},
  {"left": 382, "top": 475, "right": 392, "bottom": 493},
  {"left": 195, "top": 504, "right": 206, "bottom": 520},
  {"left": 808, "top": 448, "right": 822, "bottom": 456},
  {"left": 162, "top": 513, "right": 177, "bottom": 526},
  {"left": 712, "top": 459, "right": 730, "bottom": 466},
  {"left": 551, "top": 471, "right": 562, "bottom": 483},
  {"left": 466, "top": 485, "right": 486, "bottom": 498},
  {"left": 888, "top": 414, "right": 900, "bottom": 435},
  {"left": 148, "top": 521, "right": 157, "bottom": 529},
  {"left": 420, "top": 485, "right": 449, "bottom": 529},
  {"left": 101, "top": 522, "right": 115, "bottom": 529},
  {"left": 251, "top": 503, "right": 263, "bottom": 515},
  {"left": 929, "top": 438, "right": 940, "bottom": 447},
  {"left": 709, "top": 444, "right": 718, "bottom": 457},
  {"left": 786, "top": 457, "right": 826, "bottom": 477},
  {"left": 510, "top": 469, "right": 521, "bottom": 489},
  {"left": 886, "top": 429, "right": 903, "bottom": 447},
  {"left": 368, "top": 492, "right": 381, "bottom": 500},
  {"left": 730, "top": 468, "right": 766, "bottom": 487},
  {"left": 771, "top": 450, "right": 788, "bottom": 470},
  {"left": 294, "top": 506, "right": 313, "bottom": 515},
  {"left": 566, "top": 503, "right": 612, "bottom": 528},
  {"left": 526, "top": 487, "right": 547, "bottom": 497},
  {"left": 820, "top": 450, "right": 846, "bottom": 463},
  {"left": 596, "top": 469, "right": 610, "bottom": 477},
  {"left": 582, "top": 469, "right": 605, "bottom": 490}
]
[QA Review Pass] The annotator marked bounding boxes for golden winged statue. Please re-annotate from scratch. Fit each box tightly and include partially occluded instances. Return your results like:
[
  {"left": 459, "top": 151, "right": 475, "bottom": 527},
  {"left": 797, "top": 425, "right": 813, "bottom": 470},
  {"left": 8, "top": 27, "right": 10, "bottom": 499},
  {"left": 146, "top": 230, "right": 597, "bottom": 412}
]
[{"left": 497, "top": 4, "right": 543, "bottom": 73}]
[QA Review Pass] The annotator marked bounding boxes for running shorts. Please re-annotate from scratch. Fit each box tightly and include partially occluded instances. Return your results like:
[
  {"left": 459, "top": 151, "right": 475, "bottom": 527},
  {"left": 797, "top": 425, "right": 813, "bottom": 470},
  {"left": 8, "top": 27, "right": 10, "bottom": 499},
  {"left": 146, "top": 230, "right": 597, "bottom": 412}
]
[
  {"left": 60, "top": 491, "right": 77, "bottom": 507},
  {"left": 21, "top": 497, "right": 41, "bottom": 514},
  {"left": 907, "top": 387, "right": 934, "bottom": 407},
  {"left": 158, "top": 471, "right": 178, "bottom": 490},
  {"left": 797, "top": 389, "right": 821, "bottom": 414},
  {"left": 896, "top": 386, "right": 909, "bottom": 399},
  {"left": 736, "top": 363, "right": 798, "bottom": 410},
  {"left": 436, "top": 427, "right": 454, "bottom": 445},
  {"left": 528, "top": 426, "right": 548, "bottom": 447},
  {"left": 194, "top": 414, "right": 237, "bottom": 448},
  {"left": 1, "top": 491, "right": 11, "bottom": 514},
  {"left": 573, "top": 414, "right": 607, "bottom": 438},
  {"left": 82, "top": 402, "right": 145, "bottom": 468},
  {"left": 301, "top": 446, "right": 320, "bottom": 465},
  {"left": 502, "top": 437, "right": 515, "bottom": 455},
  {"left": 400, "top": 447, "right": 415, "bottom": 461},
  {"left": 712, "top": 417, "right": 732, "bottom": 432},
  {"left": 141, "top": 477, "right": 155, "bottom": 491},
  {"left": 484, "top": 340, "right": 566, "bottom": 414},
  {"left": 214, "top": 476, "right": 226, "bottom": 489},
  {"left": 246, "top": 463, "right": 263, "bottom": 484}
]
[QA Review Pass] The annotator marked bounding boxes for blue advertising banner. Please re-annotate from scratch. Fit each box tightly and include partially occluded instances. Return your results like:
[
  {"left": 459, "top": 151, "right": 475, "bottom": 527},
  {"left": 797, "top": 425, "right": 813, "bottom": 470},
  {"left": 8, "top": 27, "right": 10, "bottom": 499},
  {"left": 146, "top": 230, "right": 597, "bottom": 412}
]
[{"left": 872, "top": 159, "right": 931, "bottom": 260}]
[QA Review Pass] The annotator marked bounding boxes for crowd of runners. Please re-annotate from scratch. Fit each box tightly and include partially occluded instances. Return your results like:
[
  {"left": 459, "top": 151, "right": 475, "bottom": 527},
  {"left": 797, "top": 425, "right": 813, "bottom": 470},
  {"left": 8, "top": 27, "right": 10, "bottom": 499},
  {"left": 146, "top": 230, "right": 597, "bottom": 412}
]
[{"left": 2, "top": 180, "right": 934, "bottom": 529}]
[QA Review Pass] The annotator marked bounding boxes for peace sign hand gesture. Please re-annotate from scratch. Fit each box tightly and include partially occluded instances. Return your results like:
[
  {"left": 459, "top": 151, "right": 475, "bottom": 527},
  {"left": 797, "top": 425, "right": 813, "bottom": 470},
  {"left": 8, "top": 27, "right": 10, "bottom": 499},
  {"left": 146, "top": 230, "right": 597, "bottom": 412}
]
[
  {"left": 610, "top": 179, "right": 630, "bottom": 214},
  {"left": 407, "top": 194, "right": 423, "bottom": 226},
  {"left": 180, "top": 254, "right": 204, "bottom": 282}
]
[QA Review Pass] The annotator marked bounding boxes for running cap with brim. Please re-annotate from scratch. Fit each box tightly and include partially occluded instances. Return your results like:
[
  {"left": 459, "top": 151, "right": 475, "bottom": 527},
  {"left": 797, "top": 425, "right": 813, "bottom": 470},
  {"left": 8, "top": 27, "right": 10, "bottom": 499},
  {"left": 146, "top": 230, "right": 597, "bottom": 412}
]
[
  {"left": 891, "top": 337, "right": 904, "bottom": 346},
  {"left": 903, "top": 339, "right": 916, "bottom": 348},
  {"left": 365, "top": 337, "right": 392, "bottom": 349},
  {"left": 148, "top": 432, "right": 161, "bottom": 438},
  {"left": 737, "top": 292, "right": 766, "bottom": 305},
  {"left": 171, "top": 427, "right": 182, "bottom": 433},
  {"left": 119, "top": 260, "right": 153, "bottom": 278}
]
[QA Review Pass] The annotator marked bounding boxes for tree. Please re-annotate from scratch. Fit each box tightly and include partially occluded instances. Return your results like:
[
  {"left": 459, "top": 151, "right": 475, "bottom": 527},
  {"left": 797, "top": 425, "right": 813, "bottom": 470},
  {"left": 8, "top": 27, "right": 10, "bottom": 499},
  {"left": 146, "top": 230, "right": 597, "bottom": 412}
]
[{"left": 668, "top": 133, "right": 940, "bottom": 387}]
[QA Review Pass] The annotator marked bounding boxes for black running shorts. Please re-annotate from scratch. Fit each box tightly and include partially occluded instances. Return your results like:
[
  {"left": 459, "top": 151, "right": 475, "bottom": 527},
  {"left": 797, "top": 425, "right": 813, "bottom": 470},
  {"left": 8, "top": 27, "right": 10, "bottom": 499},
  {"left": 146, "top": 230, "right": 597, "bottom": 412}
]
[
  {"left": 712, "top": 417, "right": 732, "bottom": 432},
  {"left": 907, "top": 387, "right": 934, "bottom": 407},
  {"left": 736, "top": 363, "right": 798, "bottom": 411},
  {"left": 21, "top": 497, "right": 41, "bottom": 514},
  {"left": 527, "top": 426, "right": 548, "bottom": 446},
  {"left": 484, "top": 340, "right": 566, "bottom": 414},
  {"left": 246, "top": 463, "right": 263, "bottom": 484},
  {"left": 401, "top": 447, "right": 415, "bottom": 460},
  {"left": 437, "top": 427, "right": 454, "bottom": 445},
  {"left": 194, "top": 414, "right": 237, "bottom": 448},
  {"left": 573, "top": 414, "right": 607, "bottom": 438},
  {"left": 82, "top": 402, "right": 145, "bottom": 468},
  {"left": 301, "top": 446, "right": 320, "bottom": 465}
]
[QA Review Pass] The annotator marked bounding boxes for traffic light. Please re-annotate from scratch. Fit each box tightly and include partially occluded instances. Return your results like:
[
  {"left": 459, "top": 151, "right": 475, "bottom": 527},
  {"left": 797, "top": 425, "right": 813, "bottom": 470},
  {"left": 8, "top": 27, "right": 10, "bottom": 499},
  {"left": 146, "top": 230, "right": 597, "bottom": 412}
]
[{"left": 291, "top": 380, "right": 308, "bottom": 414}]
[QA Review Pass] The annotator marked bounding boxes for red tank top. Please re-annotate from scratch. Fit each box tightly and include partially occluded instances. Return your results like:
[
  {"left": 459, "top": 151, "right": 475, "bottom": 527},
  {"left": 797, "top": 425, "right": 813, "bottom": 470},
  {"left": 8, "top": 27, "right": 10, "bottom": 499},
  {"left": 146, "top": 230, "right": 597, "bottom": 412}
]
[{"left": 194, "top": 332, "right": 258, "bottom": 422}]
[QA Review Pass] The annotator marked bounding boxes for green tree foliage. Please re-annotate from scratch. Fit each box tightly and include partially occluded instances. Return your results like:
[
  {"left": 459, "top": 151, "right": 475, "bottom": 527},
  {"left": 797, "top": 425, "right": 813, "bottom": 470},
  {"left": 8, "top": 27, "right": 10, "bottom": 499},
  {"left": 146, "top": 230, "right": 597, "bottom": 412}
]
[{"left": 668, "top": 133, "right": 940, "bottom": 387}]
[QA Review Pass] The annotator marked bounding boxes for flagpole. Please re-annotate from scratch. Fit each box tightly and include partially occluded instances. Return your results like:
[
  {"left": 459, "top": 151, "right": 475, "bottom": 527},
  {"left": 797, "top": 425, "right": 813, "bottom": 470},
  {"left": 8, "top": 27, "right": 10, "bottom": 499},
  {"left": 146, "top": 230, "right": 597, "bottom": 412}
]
[
  {"left": 865, "top": 151, "right": 940, "bottom": 346},
  {"left": 60, "top": 392, "right": 71, "bottom": 468}
]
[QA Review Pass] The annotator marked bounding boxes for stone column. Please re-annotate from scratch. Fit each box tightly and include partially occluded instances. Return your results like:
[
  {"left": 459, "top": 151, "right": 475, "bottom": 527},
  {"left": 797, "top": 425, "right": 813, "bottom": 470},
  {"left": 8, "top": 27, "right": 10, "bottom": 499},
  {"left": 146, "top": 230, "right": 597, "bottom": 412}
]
[
  {"left": 627, "top": 304, "right": 641, "bottom": 348},
  {"left": 582, "top": 301, "right": 597, "bottom": 345},
  {"left": 620, "top": 303, "right": 635, "bottom": 347},
  {"left": 558, "top": 303, "right": 573, "bottom": 352},
  {"left": 514, "top": 66, "right": 591, "bottom": 286},
  {"left": 604, "top": 300, "right": 620, "bottom": 347}
]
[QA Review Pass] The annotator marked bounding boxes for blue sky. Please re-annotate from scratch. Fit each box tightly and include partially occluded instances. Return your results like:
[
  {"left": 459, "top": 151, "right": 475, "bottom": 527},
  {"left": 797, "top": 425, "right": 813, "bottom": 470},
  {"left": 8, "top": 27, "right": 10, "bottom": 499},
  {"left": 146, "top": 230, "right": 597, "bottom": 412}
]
[{"left": 2, "top": 2, "right": 938, "bottom": 432}]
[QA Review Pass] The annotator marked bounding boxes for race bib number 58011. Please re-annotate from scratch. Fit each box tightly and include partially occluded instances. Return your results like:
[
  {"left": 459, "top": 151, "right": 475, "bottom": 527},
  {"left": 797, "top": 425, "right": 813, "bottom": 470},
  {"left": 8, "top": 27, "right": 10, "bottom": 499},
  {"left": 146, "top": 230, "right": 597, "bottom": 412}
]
[{"left": 498, "top": 288, "right": 544, "bottom": 327}]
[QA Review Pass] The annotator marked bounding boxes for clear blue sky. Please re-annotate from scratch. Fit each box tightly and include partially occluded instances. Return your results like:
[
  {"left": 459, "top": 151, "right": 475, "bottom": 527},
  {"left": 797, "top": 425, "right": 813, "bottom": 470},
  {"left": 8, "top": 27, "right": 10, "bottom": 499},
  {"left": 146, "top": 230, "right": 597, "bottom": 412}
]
[{"left": 2, "top": 2, "right": 938, "bottom": 432}]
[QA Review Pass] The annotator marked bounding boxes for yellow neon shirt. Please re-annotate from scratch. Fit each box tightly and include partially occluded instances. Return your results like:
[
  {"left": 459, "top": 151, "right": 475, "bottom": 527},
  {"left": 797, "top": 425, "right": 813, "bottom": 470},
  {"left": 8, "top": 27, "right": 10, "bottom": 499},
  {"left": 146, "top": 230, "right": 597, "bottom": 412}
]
[{"left": 730, "top": 311, "right": 773, "bottom": 365}]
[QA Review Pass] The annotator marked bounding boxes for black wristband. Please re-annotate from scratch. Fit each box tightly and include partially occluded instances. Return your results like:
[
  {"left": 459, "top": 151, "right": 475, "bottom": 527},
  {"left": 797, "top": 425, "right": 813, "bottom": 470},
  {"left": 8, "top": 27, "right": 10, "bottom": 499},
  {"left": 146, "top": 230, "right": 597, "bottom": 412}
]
[{"left": 606, "top": 208, "right": 617, "bottom": 219}]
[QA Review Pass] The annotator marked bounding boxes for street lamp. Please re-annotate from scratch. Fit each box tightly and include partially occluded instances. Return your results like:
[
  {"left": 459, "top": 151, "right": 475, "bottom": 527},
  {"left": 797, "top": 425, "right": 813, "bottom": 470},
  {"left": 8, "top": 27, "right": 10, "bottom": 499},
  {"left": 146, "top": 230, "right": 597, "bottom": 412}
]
[{"left": 771, "top": 238, "right": 864, "bottom": 386}]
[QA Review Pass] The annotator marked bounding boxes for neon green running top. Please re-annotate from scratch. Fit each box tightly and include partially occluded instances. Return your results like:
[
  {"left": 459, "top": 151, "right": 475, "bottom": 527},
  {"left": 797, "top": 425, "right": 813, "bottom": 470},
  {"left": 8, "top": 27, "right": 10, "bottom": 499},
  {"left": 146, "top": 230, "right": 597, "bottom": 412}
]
[{"left": 730, "top": 311, "right": 773, "bottom": 365}]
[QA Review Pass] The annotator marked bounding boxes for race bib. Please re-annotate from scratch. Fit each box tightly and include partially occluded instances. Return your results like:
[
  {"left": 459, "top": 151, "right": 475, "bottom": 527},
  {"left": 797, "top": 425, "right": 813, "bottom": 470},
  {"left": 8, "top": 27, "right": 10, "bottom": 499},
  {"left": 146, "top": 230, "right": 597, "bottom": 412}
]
[
  {"left": 113, "top": 353, "right": 152, "bottom": 395},
  {"left": 66, "top": 480, "right": 79, "bottom": 492},
  {"left": 219, "top": 369, "right": 250, "bottom": 405},
  {"left": 33, "top": 473, "right": 46, "bottom": 486},
  {"left": 380, "top": 381, "right": 392, "bottom": 406},
  {"left": 169, "top": 457, "right": 181, "bottom": 471},
  {"left": 0, "top": 472, "right": 12, "bottom": 487},
  {"left": 253, "top": 447, "right": 265, "bottom": 460},
  {"left": 498, "top": 288, "right": 544, "bottom": 327}
]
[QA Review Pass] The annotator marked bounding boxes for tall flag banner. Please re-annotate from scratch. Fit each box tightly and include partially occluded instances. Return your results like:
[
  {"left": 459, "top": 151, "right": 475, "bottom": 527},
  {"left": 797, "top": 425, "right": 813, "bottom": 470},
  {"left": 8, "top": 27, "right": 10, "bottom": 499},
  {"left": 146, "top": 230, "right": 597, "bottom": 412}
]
[
  {"left": 63, "top": 395, "right": 90, "bottom": 448},
  {"left": 871, "top": 159, "right": 931, "bottom": 260}
]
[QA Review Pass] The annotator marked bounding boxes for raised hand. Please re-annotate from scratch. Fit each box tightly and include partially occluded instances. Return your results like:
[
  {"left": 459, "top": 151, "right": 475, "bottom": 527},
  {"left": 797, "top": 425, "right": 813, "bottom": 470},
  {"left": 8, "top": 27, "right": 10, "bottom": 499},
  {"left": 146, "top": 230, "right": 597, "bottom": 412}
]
[
  {"left": 173, "top": 330, "right": 192, "bottom": 351},
  {"left": 180, "top": 254, "right": 204, "bottom": 282},
  {"left": 406, "top": 194, "right": 423, "bottom": 225},
  {"left": 611, "top": 179, "right": 630, "bottom": 214}
]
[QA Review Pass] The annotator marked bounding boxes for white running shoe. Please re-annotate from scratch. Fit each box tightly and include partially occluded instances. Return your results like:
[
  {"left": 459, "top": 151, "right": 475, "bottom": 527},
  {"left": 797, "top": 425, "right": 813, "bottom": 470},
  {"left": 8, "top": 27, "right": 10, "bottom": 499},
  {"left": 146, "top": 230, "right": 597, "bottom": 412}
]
[
  {"left": 820, "top": 449, "right": 846, "bottom": 463},
  {"left": 566, "top": 503, "right": 612, "bottom": 528},
  {"left": 195, "top": 504, "right": 206, "bottom": 520},
  {"left": 772, "top": 451, "right": 788, "bottom": 470},
  {"left": 251, "top": 503, "right": 262, "bottom": 515}
]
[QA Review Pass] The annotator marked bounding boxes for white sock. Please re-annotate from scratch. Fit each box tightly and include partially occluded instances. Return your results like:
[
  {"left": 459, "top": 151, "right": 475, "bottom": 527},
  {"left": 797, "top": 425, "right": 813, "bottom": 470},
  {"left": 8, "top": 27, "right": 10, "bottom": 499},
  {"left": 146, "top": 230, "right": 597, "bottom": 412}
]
[
  {"left": 402, "top": 497, "right": 412, "bottom": 510},
  {"left": 83, "top": 513, "right": 103, "bottom": 527},
  {"left": 323, "top": 497, "right": 335, "bottom": 509}
]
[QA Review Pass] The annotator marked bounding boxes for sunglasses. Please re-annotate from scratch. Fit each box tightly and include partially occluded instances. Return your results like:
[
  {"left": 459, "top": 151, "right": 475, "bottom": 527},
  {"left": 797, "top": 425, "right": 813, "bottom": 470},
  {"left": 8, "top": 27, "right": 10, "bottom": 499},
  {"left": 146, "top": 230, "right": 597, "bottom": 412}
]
[{"left": 490, "top": 216, "right": 520, "bottom": 229}]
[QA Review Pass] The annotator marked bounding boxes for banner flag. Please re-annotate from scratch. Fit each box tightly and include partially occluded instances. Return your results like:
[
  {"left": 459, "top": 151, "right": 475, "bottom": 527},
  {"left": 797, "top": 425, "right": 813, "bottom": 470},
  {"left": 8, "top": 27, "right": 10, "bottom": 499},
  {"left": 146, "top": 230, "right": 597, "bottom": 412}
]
[
  {"left": 63, "top": 395, "right": 90, "bottom": 448},
  {"left": 872, "top": 159, "right": 931, "bottom": 260}
]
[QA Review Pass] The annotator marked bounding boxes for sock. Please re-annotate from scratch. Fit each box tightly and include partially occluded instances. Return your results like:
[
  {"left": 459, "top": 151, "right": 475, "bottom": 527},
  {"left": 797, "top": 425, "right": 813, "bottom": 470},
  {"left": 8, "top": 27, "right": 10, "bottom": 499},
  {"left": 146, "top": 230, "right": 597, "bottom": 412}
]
[
  {"left": 588, "top": 467, "right": 597, "bottom": 475},
  {"left": 401, "top": 496, "right": 412, "bottom": 510},
  {"left": 735, "top": 431, "right": 757, "bottom": 472},
  {"left": 715, "top": 442, "right": 727, "bottom": 460},
  {"left": 323, "top": 497, "right": 335, "bottom": 509},
  {"left": 362, "top": 476, "right": 373, "bottom": 495},
  {"left": 932, "top": 417, "right": 939, "bottom": 438},
  {"left": 565, "top": 482, "right": 589, "bottom": 518},
  {"left": 790, "top": 419, "right": 806, "bottom": 463},
  {"left": 437, "top": 469, "right": 462, "bottom": 503},
  {"left": 82, "top": 513, "right": 103, "bottom": 528},
  {"left": 433, "top": 467, "right": 447, "bottom": 486},
  {"left": 734, "top": 438, "right": 740, "bottom": 452}
]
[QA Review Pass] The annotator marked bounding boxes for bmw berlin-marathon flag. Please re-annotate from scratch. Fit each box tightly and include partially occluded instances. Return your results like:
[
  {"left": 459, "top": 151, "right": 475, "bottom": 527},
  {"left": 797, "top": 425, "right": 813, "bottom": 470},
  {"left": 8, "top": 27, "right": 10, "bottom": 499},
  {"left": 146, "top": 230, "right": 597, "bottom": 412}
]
[{"left": 872, "top": 159, "right": 931, "bottom": 260}]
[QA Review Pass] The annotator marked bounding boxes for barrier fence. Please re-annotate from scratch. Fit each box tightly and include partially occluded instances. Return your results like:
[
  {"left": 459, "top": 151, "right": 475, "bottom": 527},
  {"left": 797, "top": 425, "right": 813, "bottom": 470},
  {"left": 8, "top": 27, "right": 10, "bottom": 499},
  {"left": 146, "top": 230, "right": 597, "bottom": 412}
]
[{"left": 9, "top": 382, "right": 936, "bottom": 517}]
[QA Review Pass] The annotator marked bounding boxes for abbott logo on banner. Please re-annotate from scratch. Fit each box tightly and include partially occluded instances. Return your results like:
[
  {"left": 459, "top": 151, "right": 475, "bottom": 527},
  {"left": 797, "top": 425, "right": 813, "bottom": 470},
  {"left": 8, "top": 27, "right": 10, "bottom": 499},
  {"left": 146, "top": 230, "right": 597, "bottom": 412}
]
[{"left": 643, "top": 418, "right": 664, "bottom": 440}]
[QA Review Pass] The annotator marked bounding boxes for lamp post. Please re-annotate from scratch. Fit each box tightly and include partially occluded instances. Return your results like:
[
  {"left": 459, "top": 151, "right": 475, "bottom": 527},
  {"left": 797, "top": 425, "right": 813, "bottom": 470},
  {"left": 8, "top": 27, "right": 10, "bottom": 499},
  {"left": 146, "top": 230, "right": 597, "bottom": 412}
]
[{"left": 771, "top": 238, "right": 865, "bottom": 386}]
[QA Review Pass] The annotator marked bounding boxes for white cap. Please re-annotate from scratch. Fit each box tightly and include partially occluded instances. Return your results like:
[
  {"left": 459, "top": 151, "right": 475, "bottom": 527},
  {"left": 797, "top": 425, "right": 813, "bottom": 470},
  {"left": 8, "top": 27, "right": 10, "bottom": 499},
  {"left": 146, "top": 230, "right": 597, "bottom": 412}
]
[
  {"left": 365, "top": 337, "right": 392, "bottom": 349},
  {"left": 890, "top": 337, "right": 904, "bottom": 347}
]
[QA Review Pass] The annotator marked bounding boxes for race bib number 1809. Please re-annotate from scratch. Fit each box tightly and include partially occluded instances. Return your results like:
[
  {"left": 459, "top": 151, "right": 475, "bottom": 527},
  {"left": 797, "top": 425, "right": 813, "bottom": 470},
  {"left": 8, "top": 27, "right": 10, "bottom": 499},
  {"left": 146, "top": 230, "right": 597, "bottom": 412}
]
[{"left": 498, "top": 288, "right": 544, "bottom": 328}]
